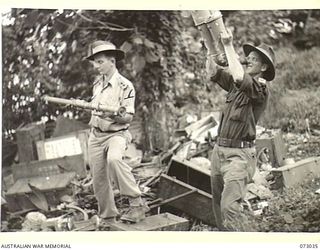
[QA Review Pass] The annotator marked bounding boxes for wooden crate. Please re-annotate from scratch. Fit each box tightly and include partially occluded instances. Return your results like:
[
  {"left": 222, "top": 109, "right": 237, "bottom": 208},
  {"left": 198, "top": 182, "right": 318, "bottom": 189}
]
[
  {"left": 108, "top": 213, "right": 189, "bottom": 231},
  {"left": 256, "top": 130, "right": 287, "bottom": 168},
  {"left": 36, "top": 129, "right": 89, "bottom": 166},
  {"left": 52, "top": 116, "right": 90, "bottom": 138},
  {"left": 16, "top": 123, "right": 45, "bottom": 162},
  {"left": 5, "top": 172, "right": 76, "bottom": 212},
  {"left": 12, "top": 154, "right": 86, "bottom": 180},
  {"left": 158, "top": 174, "right": 215, "bottom": 226},
  {"left": 167, "top": 157, "right": 211, "bottom": 194}
]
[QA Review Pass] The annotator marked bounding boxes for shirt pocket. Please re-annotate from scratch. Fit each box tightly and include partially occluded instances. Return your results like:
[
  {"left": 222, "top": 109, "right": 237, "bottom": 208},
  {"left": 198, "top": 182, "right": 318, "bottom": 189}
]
[
  {"left": 99, "top": 88, "right": 120, "bottom": 108},
  {"left": 229, "top": 95, "right": 250, "bottom": 122}
]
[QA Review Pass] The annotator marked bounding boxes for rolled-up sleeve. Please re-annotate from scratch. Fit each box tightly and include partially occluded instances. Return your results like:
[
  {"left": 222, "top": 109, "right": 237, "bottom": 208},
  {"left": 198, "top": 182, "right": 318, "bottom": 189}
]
[
  {"left": 210, "top": 67, "right": 234, "bottom": 92},
  {"left": 122, "top": 84, "right": 135, "bottom": 114},
  {"left": 234, "top": 73, "right": 268, "bottom": 102}
]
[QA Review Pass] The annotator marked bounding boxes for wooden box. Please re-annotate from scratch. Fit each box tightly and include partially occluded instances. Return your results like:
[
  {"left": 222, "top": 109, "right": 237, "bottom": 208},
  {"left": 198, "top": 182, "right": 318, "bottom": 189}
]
[
  {"left": 167, "top": 156, "right": 211, "bottom": 194},
  {"left": 108, "top": 213, "right": 189, "bottom": 231},
  {"left": 158, "top": 174, "right": 215, "bottom": 226},
  {"left": 36, "top": 129, "right": 89, "bottom": 166},
  {"left": 12, "top": 154, "right": 86, "bottom": 180},
  {"left": 16, "top": 123, "right": 45, "bottom": 162},
  {"left": 256, "top": 130, "right": 287, "bottom": 168},
  {"left": 5, "top": 172, "right": 76, "bottom": 212}
]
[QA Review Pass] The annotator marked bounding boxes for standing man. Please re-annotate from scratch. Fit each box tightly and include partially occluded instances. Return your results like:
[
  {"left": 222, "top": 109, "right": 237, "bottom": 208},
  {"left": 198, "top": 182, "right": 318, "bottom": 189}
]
[
  {"left": 86, "top": 40, "right": 148, "bottom": 223},
  {"left": 206, "top": 30, "right": 276, "bottom": 231}
]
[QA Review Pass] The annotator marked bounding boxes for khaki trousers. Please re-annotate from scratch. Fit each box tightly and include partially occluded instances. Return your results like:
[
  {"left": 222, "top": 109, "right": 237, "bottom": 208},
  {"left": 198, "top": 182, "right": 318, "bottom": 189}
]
[
  {"left": 210, "top": 145, "right": 256, "bottom": 231},
  {"left": 88, "top": 129, "right": 141, "bottom": 218}
]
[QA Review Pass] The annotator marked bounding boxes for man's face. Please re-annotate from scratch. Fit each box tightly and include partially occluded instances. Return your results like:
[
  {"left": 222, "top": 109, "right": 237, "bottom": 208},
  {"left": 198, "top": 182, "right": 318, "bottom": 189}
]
[
  {"left": 245, "top": 51, "right": 267, "bottom": 77},
  {"left": 92, "top": 53, "right": 115, "bottom": 75}
]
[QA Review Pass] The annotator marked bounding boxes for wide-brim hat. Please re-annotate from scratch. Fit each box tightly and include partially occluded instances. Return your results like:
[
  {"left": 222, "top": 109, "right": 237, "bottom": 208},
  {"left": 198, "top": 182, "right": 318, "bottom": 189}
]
[
  {"left": 86, "top": 40, "right": 125, "bottom": 61},
  {"left": 243, "top": 43, "right": 276, "bottom": 81}
]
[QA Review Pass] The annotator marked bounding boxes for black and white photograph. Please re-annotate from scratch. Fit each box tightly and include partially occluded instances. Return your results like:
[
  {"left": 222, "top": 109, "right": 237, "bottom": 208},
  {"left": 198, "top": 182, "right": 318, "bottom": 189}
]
[{"left": 1, "top": 2, "right": 320, "bottom": 247}]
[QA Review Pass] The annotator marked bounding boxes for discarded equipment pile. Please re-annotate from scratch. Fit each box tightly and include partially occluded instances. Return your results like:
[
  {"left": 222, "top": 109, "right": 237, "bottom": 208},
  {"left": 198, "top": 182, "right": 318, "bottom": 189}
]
[{"left": 2, "top": 115, "right": 320, "bottom": 231}]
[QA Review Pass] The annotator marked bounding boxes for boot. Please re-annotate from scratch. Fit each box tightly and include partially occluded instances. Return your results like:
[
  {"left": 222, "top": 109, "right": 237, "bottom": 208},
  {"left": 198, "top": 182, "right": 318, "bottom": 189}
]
[
  {"left": 120, "top": 205, "right": 149, "bottom": 223},
  {"left": 98, "top": 216, "right": 119, "bottom": 231},
  {"left": 120, "top": 196, "right": 149, "bottom": 223}
]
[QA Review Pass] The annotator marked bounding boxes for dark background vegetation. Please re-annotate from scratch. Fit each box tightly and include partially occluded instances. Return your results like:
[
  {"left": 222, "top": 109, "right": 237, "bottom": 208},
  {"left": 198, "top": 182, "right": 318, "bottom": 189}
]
[{"left": 2, "top": 9, "right": 320, "bottom": 152}]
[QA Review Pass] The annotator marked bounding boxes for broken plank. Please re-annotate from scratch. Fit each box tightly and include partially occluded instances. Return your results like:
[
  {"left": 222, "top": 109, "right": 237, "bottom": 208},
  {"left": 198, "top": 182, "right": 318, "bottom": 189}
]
[
  {"left": 149, "top": 189, "right": 198, "bottom": 209},
  {"left": 271, "top": 156, "right": 320, "bottom": 188},
  {"left": 108, "top": 213, "right": 189, "bottom": 231},
  {"left": 174, "top": 115, "right": 217, "bottom": 138},
  {"left": 158, "top": 174, "right": 215, "bottom": 226}
]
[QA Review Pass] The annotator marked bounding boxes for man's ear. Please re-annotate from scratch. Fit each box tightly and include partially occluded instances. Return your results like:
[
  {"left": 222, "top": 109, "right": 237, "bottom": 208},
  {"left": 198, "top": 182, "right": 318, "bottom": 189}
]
[{"left": 261, "top": 63, "right": 268, "bottom": 73}]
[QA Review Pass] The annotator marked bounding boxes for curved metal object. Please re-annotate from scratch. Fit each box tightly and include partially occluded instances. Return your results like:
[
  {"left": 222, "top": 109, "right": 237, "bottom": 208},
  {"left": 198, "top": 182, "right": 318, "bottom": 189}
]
[
  {"left": 60, "top": 204, "right": 89, "bottom": 221},
  {"left": 190, "top": 10, "right": 228, "bottom": 66}
]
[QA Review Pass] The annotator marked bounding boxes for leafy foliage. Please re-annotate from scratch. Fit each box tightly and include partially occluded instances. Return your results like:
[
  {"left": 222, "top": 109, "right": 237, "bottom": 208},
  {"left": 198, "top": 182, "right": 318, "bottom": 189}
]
[
  {"left": 260, "top": 47, "right": 320, "bottom": 131},
  {"left": 2, "top": 9, "right": 320, "bottom": 145},
  {"left": 2, "top": 9, "right": 203, "bottom": 150},
  {"left": 250, "top": 178, "right": 320, "bottom": 232},
  {"left": 190, "top": 10, "right": 320, "bottom": 133}
]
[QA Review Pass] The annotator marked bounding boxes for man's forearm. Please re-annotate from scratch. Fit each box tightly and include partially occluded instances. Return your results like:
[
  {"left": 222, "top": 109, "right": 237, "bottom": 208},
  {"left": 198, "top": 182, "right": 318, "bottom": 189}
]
[
  {"left": 206, "top": 55, "right": 218, "bottom": 78},
  {"left": 224, "top": 44, "right": 244, "bottom": 83}
]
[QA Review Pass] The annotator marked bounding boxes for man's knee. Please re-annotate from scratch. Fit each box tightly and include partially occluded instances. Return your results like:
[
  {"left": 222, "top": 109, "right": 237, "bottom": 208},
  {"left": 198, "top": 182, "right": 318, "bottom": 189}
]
[{"left": 107, "top": 154, "right": 123, "bottom": 168}]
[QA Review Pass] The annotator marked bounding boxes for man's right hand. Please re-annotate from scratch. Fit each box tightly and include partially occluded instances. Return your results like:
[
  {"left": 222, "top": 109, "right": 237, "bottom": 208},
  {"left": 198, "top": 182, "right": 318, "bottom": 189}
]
[{"left": 220, "top": 28, "right": 233, "bottom": 47}]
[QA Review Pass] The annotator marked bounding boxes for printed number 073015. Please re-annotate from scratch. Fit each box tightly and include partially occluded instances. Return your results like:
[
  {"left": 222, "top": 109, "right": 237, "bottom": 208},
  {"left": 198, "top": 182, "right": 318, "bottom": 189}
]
[{"left": 300, "top": 244, "right": 318, "bottom": 248}]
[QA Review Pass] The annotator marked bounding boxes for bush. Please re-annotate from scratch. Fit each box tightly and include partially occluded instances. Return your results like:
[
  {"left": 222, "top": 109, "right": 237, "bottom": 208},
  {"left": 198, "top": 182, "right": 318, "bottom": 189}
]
[
  {"left": 275, "top": 47, "right": 320, "bottom": 90},
  {"left": 250, "top": 178, "right": 320, "bottom": 232},
  {"left": 260, "top": 47, "right": 320, "bottom": 131}
]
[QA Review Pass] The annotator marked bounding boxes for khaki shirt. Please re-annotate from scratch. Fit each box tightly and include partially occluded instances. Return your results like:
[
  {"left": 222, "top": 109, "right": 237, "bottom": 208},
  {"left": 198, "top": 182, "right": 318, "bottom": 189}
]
[
  {"left": 89, "top": 70, "right": 135, "bottom": 132},
  {"left": 211, "top": 67, "right": 269, "bottom": 141}
]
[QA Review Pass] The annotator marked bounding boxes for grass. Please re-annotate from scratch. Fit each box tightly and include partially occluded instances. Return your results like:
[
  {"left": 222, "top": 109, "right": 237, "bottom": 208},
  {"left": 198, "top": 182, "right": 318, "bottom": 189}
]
[
  {"left": 260, "top": 46, "right": 320, "bottom": 131},
  {"left": 249, "top": 178, "right": 320, "bottom": 232}
]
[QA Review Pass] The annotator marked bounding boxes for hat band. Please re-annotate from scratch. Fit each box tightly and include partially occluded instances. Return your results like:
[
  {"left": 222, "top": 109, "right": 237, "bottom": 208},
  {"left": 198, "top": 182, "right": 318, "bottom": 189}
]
[{"left": 92, "top": 44, "right": 117, "bottom": 54}]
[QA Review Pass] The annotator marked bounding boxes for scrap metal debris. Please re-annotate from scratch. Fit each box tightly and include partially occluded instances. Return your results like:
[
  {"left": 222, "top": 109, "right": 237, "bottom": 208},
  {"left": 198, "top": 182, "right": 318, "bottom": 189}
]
[{"left": 2, "top": 115, "right": 320, "bottom": 231}]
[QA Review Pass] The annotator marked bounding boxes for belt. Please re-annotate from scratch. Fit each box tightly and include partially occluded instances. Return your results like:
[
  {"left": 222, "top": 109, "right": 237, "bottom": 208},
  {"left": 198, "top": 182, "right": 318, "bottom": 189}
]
[
  {"left": 93, "top": 127, "right": 128, "bottom": 133},
  {"left": 217, "top": 137, "right": 255, "bottom": 148}
]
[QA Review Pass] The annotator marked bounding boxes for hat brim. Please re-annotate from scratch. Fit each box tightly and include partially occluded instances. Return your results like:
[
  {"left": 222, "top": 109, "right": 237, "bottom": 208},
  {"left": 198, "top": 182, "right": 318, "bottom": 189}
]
[
  {"left": 243, "top": 44, "right": 275, "bottom": 81},
  {"left": 86, "top": 49, "right": 125, "bottom": 61}
]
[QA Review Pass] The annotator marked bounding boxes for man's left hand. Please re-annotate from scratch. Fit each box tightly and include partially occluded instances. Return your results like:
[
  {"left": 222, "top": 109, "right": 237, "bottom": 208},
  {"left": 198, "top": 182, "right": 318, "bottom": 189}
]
[{"left": 93, "top": 110, "right": 115, "bottom": 118}]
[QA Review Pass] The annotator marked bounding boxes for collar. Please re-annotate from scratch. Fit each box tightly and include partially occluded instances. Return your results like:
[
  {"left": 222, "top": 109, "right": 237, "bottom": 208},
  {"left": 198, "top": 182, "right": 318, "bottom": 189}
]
[
  {"left": 108, "top": 69, "right": 119, "bottom": 87},
  {"left": 94, "top": 69, "right": 128, "bottom": 90},
  {"left": 93, "top": 69, "right": 118, "bottom": 87},
  {"left": 257, "top": 77, "right": 267, "bottom": 84}
]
